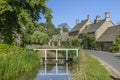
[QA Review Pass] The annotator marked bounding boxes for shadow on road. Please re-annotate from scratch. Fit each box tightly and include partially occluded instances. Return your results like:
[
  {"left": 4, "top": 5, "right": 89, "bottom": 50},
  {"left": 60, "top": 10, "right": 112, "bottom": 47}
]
[
  {"left": 110, "top": 75, "right": 120, "bottom": 80},
  {"left": 114, "top": 56, "right": 120, "bottom": 59}
]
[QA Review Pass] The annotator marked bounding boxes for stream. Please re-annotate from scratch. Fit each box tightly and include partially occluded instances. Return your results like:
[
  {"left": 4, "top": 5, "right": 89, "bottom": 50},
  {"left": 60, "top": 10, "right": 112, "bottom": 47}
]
[{"left": 16, "top": 59, "right": 78, "bottom": 80}]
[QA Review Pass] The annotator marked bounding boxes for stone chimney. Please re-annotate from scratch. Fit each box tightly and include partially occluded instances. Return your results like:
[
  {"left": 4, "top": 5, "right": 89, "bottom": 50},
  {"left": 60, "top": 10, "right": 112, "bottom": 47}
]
[
  {"left": 76, "top": 19, "right": 79, "bottom": 25},
  {"left": 105, "top": 12, "right": 110, "bottom": 21},
  {"left": 87, "top": 15, "right": 90, "bottom": 20},
  {"left": 60, "top": 27, "right": 63, "bottom": 33},
  {"left": 94, "top": 15, "right": 101, "bottom": 23}
]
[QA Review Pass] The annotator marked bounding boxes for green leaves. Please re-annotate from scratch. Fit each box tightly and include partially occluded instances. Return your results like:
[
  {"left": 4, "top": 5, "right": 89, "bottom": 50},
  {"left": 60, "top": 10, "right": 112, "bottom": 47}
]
[
  {"left": 0, "top": 0, "right": 53, "bottom": 44},
  {"left": 31, "top": 31, "right": 49, "bottom": 45},
  {"left": 82, "top": 33, "right": 96, "bottom": 49},
  {"left": 0, "top": 0, "right": 13, "bottom": 14},
  {"left": 111, "top": 34, "right": 120, "bottom": 52}
]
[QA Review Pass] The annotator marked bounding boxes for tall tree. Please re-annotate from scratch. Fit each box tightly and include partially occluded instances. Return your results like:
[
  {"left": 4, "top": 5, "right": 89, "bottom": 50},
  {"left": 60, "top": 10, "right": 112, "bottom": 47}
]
[
  {"left": 58, "top": 23, "right": 70, "bottom": 32},
  {"left": 0, "top": 0, "right": 52, "bottom": 44},
  {"left": 34, "top": 22, "right": 56, "bottom": 38},
  {"left": 55, "top": 23, "right": 70, "bottom": 34}
]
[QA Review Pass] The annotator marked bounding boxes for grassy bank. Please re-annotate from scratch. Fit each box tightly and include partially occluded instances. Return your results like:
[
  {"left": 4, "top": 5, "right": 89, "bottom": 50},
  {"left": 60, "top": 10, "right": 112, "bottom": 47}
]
[
  {"left": 71, "top": 52, "right": 112, "bottom": 80},
  {"left": 0, "top": 43, "right": 39, "bottom": 80}
]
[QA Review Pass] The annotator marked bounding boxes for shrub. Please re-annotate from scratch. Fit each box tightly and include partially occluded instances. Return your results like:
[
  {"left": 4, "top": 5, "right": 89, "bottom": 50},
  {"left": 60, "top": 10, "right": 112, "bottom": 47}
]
[
  {"left": 0, "top": 43, "right": 39, "bottom": 80},
  {"left": 81, "top": 33, "right": 96, "bottom": 50},
  {"left": 64, "top": 36, "right": 81, "bottom": 48},
  {"left": 31, "top": 31, "right": 49, "bottom": 45},
  {"left": 111, "top": 34, "right": 120, "bottom": 52}
]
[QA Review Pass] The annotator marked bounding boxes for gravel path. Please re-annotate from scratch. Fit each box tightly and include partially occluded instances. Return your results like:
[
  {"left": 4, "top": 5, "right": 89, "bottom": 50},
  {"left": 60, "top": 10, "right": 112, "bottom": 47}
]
[{"left": 82, "top": 50, "right": 120, "bottom": 78}]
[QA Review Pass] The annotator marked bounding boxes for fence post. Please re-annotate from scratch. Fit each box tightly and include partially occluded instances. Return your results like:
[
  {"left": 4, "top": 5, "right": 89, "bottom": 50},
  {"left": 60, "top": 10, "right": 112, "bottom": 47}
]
[
  {"left": 76, "top": 49, "right": 78, "bottom": 57},
  {"left": 45, "top": 49, "right": 47, "bottom": 61},
  {"left": 66, "top": 49, "right": 68, "bottom": 61}
]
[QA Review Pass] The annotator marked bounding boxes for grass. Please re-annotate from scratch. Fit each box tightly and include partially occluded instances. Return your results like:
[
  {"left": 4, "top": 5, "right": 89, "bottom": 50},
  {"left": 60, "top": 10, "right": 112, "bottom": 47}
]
[
  {"left": 0, "top": 43, "right": 40, "bottom": 80},
  {"left": 71, "top": 52, "right": 112, "bottom": 80}
]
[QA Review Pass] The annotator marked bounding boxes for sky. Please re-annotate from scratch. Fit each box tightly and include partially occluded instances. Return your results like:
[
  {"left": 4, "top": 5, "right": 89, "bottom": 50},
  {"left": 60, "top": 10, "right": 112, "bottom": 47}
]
[{"left": 46, "top": 0, "right": 120, "bottom": 28}]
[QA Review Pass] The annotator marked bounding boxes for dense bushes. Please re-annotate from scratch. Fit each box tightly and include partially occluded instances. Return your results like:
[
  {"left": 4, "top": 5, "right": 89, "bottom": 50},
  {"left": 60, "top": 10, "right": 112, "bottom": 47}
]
[
  {"left": 64, "top": 36, "right": 81, "bottom": 48},
  {"left": 62, "top": 37, "right": 81, "bottom": 57},
  {"left": 81, "top": 33, "right": 96, "bottom": 50},
  {"left": 0, "top": 43, "right": 39, "bottom": 80},
  {"left": 111, "top": 34, "right": 120, "bottom": 53},
  {"left": 30, "top": 31, "right": 49, "bottom": 45}
]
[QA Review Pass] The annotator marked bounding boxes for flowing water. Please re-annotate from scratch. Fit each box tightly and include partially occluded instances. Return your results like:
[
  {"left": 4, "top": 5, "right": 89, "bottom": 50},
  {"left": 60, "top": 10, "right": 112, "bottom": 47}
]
[
  {"left": 34, "top": 62, "right": 71, "bottom": 80},
  {"left": 16, "top": 59, "right": 78, "bottom": 80}
]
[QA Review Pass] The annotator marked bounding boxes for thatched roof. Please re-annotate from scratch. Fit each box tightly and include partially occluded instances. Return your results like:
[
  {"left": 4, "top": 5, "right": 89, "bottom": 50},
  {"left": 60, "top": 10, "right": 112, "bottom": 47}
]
[
  {"left": 97, "top": 25, "right": 120, "bottom": 42},
  {"left": 81, "top": 20, "right": 104, "bottom": 33}
]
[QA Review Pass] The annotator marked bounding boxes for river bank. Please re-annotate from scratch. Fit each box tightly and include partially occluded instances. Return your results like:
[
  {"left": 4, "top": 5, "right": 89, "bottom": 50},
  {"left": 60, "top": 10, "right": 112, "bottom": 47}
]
[
  {"left": 0, "top": 43, "right": 40, "bottom": 80},
  {"left": 71, "top": 52, "right": 112, "bottom": 80}
]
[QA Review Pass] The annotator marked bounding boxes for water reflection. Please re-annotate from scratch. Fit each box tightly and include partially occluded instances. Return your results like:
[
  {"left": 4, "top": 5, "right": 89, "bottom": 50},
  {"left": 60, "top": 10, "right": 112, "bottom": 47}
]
[{"left": 34, "top": 62, "right": 70, "bottom": 80}]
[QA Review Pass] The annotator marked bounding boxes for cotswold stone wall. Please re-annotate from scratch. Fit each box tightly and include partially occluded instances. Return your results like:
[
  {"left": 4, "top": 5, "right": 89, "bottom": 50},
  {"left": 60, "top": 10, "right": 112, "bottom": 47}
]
[{"left": 96, "top": 21, "right": 114, "bottom": 40}]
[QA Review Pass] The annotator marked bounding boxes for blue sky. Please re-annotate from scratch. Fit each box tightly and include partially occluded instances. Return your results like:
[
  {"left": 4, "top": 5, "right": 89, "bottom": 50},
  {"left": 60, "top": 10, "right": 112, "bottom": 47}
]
[{"left": 46, "top": 0, "right": 120, "bottom": 28}]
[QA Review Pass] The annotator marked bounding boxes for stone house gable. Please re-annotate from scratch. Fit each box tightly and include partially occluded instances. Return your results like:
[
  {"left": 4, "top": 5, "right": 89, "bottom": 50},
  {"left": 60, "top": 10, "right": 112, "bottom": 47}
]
[
  {"left": 81, "top": 20, "right": 104, "bottom": 34},
  {"left": 97, "top": 25, "right": 120, "bottom": 51},
  {"left": 95, "top": 20, "right": 114, "bottom": 40},
  {"left": 81, "top": 12, "right": 114, "bottom": 40},
  {"left": 69, "top": 15, "right": 92, "bottom": 37},
  {"left": 97, "top": 25, "right": 120, "bottom": 42}
]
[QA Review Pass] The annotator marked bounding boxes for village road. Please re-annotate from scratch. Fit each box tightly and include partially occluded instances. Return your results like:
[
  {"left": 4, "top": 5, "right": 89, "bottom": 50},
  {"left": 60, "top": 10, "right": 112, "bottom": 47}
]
[{"left": 82, "top": 50, "right": 120, "bottom": 77}]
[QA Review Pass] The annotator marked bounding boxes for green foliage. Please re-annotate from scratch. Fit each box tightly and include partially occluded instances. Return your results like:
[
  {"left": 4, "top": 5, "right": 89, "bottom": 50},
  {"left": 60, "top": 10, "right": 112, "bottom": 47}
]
[
  {"left": 46, "top": 21, "right": 56, "bottom": 38},
  {"left": 0, "top": 0, "right": 53, "bottom": 44},
  {"left": 62, "top": 37, "right": 81, "bottom": 57},
  {"left": 70, "top": 37, "right": 82, "bottom": 47},
  {"left": 64, "top": 37, "right": 81, "bottom": 48},
  {"left": 111, "top": 34, "right": 120, "bottom": 52},
  {"left": 81, "top": 33, "right": 96, "bottom": 49},
  {"left": 71, "top": 53, "right": 112, "bottom": 80},
  {"left": 0, "top": 43, "right": 39, "bottom": 80},
  {"left": 55, "top": 23, "right": 69, "bottom": 35},
  {"left": 64, "top": 41, "right": 73, "bottom": 48},
  {"left": 31, "top": 31, "right": 49, "bottom": 45}
]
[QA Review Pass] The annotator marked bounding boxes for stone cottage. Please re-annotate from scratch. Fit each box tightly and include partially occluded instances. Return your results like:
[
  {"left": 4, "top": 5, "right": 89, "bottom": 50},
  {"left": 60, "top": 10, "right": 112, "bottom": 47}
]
[
  {"left": 97, "top": 25, "right": 120, "bottom": 51},
  {"left": 50, "top": 11, "right": 120, "bottom": 51},
  {"left": 69, "top": 15, "right": 92, "bottom": 37},
  {"left": 49, "top": 29, "right": 69, "bottom": 46},
  {"left": 81, "top": 12, "right": 114, "bottom": 40},
  {"left": 79, "top": 12, "right": 115, "bottom": 51}
]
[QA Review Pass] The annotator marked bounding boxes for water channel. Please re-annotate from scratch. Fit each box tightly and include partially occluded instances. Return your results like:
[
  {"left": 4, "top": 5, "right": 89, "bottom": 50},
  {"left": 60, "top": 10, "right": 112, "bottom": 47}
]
[
  {"left": 16, "top": 59, "right": 78, "bottom": 80},
  {"left": 34, "top": 62, "right": 71, "bottom": 80}
]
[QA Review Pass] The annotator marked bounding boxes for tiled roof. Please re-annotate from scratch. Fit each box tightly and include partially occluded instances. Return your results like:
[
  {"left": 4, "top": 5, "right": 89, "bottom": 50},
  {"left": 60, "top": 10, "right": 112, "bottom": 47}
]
[
  {"left": 52, "top": 35, "right": 58, "bottom": 41},
  {"left": 70, "top": 20, "right": 88, "bottom": 32},
  {"left": 81, "top": 20, "right": 104, "bottom": 33},
  {"left": 51, "top": 32, "right": 69, "bottom": 42},
  {"left": 97, "top": 25, "right": 120, "bottom": 42}
]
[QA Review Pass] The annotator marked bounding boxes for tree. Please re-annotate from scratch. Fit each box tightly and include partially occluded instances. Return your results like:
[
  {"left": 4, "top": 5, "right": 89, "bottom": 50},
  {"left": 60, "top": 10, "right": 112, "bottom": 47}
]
[
  {"left": 55, "top": 23, "right": 70, "bottom": 34},
  {"left": 45, "top": 21, "right": 56, "bottom": 38},
  {"left": 81, "top": 33, "right": 96, "bottom": 49},
  {"left": 0, "top": 0, "right": 52, "bottom": 44},
  {"left": 31, "top": 31, "right": 49, "bottom": 45}
]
